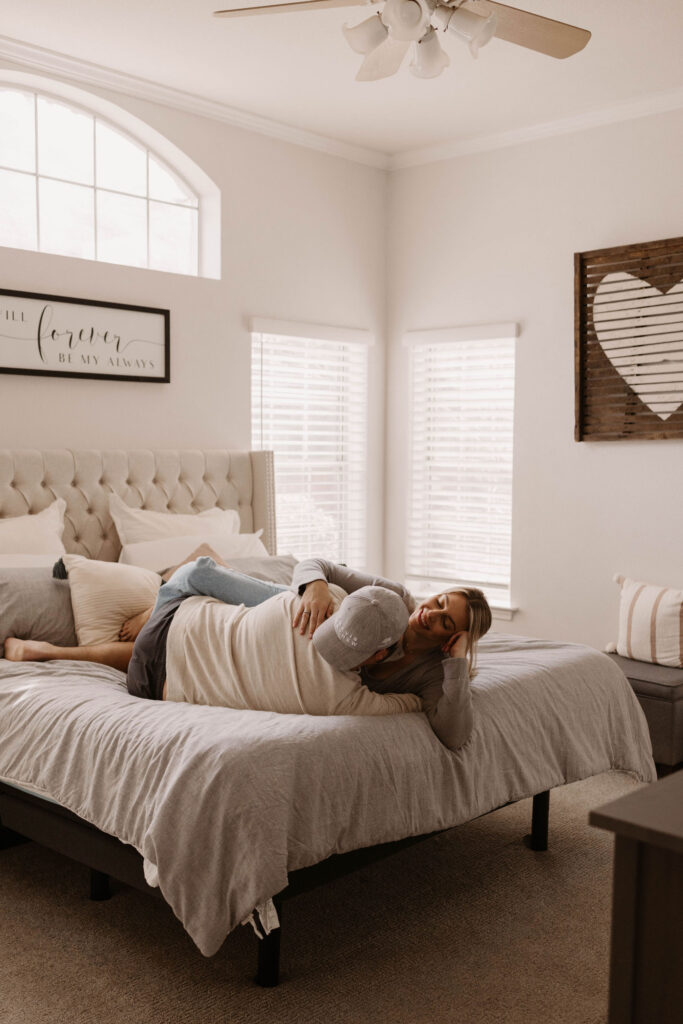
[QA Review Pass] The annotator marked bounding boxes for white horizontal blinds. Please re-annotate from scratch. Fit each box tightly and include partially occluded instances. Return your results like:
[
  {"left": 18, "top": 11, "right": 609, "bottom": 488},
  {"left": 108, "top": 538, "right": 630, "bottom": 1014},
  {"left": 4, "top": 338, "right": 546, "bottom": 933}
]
[
  {"left": 406, "top": 333, "right": 515, "bottom": 604},
  {"left": 251, "top": 332, "right": 368, "bottom": 565}
]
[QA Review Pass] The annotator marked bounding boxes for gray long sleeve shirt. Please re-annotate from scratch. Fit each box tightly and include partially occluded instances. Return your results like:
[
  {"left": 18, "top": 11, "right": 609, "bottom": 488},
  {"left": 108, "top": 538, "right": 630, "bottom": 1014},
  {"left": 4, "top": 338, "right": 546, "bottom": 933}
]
[{"left": 291, "top": 558, "right": 473, "bottom": 751}]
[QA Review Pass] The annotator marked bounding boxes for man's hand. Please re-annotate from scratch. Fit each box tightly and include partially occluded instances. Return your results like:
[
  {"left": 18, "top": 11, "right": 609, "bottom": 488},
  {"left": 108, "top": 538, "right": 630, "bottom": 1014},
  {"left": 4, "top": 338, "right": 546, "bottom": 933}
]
[
  {"left": 442, "top": 631, "right": 469, "bottom": 659},
  {"left": 292, "top": 580, "right": 335, "bottom": 638}
]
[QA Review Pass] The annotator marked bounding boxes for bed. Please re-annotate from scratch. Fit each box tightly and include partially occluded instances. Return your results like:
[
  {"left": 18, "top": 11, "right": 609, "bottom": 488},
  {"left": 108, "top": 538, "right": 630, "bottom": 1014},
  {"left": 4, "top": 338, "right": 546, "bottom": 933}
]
[{"left": 0, "top": 448, "right": 656, "bottom": 986}]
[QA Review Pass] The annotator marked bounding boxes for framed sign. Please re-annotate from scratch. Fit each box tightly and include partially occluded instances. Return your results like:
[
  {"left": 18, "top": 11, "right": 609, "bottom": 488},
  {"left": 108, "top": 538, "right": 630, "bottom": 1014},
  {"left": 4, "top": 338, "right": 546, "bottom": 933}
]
[
  {"left": 0, "top": 289, "right": 170, "bottom": 383},
  {"left": 575, "top": 236, "right": 683, "bottom": 441}
]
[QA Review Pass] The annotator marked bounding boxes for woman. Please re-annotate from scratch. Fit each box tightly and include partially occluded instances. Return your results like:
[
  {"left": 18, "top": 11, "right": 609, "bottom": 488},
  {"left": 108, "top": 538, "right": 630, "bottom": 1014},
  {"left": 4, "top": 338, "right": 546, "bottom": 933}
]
[{"left": 291, "top": 558, "right": 492, "bottom": 749}]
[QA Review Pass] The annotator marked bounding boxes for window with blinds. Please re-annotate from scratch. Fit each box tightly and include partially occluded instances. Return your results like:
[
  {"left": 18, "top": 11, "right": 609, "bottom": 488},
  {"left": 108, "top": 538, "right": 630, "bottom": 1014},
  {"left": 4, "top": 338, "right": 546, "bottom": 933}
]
[
  {"left": 251, "top": 323, "right": 369, "bottom": 565},
  {"left": 405, "top": 325, "right": 517, "bottom": 609}
]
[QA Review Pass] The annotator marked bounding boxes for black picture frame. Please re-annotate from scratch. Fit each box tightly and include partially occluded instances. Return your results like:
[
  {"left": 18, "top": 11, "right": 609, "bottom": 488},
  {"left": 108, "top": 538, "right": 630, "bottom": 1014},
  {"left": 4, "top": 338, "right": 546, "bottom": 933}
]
[{"left": 0, "top": 288, "right": 170, "bottom": 383}]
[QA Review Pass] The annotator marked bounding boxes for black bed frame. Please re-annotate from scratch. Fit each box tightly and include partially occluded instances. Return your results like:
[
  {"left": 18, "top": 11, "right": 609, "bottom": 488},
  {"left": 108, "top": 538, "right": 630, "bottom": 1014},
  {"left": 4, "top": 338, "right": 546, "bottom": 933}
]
[{"left": 0, "top": 782, "right": 550, "bottom": 986}]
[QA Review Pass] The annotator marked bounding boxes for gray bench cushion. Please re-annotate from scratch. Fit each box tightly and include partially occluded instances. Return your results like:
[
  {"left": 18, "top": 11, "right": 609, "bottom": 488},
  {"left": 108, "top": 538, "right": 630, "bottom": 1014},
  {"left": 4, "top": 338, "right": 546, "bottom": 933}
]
[
  {"left": 608, "top": 653, "right": 683, "bottom": 766},
  {"left": 607, "top": 654, "right": 683, "bottom": 701}
]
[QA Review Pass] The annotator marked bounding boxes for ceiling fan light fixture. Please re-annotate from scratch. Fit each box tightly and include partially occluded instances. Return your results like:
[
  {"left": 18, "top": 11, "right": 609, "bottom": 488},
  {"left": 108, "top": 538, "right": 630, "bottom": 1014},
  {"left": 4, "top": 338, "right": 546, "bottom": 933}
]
[
  {"left": 410, "top": 27, "right": 450, "bottom": 78},
  {"left": 343, "top": 13, "right": 388, "bottom": 56},
  {"left": 446, "top": 6, "right": 498, "bottom": 57},
  {"left": 381, "top": 0, "right": 432, "bottom": 42}
]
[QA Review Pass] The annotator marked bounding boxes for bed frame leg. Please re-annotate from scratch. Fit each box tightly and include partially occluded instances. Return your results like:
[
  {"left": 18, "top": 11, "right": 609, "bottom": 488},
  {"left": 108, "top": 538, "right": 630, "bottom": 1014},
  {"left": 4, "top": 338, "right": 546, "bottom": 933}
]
[
  {"left": 0, "top": 823, "right": 28, "bottom": 849},
  {"left": 254, "top": 901, "right": 282, "bottom": 987},
  {"left": 524, "top": 790, "right": 550, "bottom": 851},
  {"left": 89, "top": 869, "right": 112, "bottom": 901}
]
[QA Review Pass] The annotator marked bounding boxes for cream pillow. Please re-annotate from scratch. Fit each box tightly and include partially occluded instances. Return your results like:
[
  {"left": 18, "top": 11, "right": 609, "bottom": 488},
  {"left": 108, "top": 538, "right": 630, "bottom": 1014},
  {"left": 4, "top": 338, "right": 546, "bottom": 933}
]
[
  {"left": 0, "top": 499, "right": 66, "bottom": 556},
  {"left": 608, "top": 574, "right": 683, "bottom": 668},
  {"left": 63, "top": 553, "right": 161, "bottom": 646},
  {"left": 118, "top": 531, "right": 268, "bottom": 573},
  {"left": 109, "top": 493, "right": 240, "bottom": 546}
]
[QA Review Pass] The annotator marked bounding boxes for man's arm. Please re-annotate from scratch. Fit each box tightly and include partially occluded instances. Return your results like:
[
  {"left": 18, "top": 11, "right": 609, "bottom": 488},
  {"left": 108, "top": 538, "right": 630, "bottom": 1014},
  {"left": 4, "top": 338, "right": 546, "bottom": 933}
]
[{"left": 334, "top": 685, "right": 423, "bottom": 717}]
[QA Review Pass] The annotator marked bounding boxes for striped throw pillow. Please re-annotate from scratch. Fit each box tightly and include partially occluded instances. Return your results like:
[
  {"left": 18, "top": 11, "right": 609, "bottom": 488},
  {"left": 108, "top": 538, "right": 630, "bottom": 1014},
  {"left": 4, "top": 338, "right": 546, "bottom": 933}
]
[
  {"left": 610, "top": 574, "right": 683, "bottom": 667},
  {"left": 63, "top": 553, "right": 161, "bottom": 646}
]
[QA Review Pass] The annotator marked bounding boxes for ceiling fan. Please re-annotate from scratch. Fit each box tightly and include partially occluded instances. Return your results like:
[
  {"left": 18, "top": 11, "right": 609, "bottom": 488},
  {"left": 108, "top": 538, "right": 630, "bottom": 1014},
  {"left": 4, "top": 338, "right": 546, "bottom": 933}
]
[{"left": 213, "top": 0, "right": 591, "bottom": 82}]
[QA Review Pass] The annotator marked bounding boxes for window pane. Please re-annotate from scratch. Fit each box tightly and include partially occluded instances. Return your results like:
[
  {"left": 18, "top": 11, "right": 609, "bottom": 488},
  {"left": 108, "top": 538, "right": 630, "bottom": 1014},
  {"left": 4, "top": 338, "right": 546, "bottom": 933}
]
[
  {"left": 96, "top": 121, "right": 147, "bottom": 196},
  {"left": 407, "top": 337, "right": 515, "bottom": 602},
  {"left": 149, "top": 202, "right": 198, "bottom": 274},
  {"left": 39, "top": 178, "right": 94, "bottom": 259},
  {"left": 37, "top": 96, "right": 93, "bottom": 185},
  {"left": 149, "top": 155, "right": 196, "bottom": 206},
  {"left": 0, "top": 89, "right": 35, "bottom": 172},
  {"left": 96, "top": 190, "right": 147, "bottom": 267},
  {"left": 0, "top": 169, "right": 37, "bottom": 250},
  {"left": 252, "top": 333, "right": 368, "bottom": 565}
]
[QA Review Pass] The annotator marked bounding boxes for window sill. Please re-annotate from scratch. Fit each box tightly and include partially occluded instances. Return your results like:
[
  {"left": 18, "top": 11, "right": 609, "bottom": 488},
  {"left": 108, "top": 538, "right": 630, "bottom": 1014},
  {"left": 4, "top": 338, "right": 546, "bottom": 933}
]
[{"left": 490, "top": 604, "right": 518, "bottom": 622}]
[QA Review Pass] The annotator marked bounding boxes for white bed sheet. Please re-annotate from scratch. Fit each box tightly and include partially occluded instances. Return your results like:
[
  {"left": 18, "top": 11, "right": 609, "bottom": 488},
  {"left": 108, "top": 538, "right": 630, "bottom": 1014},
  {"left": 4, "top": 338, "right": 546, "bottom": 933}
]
[{"left": 0, "top": 635, "right": 655, "bottom": 956}]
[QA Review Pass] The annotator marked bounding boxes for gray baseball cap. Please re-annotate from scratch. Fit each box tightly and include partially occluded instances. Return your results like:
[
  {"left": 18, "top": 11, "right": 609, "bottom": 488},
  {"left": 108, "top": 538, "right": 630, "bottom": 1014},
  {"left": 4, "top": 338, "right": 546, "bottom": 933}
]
[{"left": 312, "top": 585, "right": 409, "bottom": 671}]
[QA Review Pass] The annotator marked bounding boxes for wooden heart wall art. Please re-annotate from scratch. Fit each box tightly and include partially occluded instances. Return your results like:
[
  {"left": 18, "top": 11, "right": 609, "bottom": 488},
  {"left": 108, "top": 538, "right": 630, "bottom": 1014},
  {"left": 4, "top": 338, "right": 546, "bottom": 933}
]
[{"left": 575, "top": 236, "right": 683, "bottom": 441}]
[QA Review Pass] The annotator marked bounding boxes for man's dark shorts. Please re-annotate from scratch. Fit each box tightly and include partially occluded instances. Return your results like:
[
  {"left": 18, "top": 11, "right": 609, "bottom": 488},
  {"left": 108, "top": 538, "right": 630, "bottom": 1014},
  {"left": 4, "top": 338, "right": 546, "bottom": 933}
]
[{"left": 126, "top": 596, "right": 185, "bottom": 701}]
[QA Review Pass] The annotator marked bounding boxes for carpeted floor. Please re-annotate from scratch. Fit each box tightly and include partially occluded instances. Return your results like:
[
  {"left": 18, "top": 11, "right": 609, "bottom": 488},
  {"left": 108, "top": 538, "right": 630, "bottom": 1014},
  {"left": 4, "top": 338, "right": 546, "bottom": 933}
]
[{"left": 0, "top": 771, "right": 641, "bottom": 1024}]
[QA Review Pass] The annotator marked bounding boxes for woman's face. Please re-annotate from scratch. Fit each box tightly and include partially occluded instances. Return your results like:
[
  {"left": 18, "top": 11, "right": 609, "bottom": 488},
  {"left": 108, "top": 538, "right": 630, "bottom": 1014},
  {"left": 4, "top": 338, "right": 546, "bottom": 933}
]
[{"left": 408, "top": 592, "right": 470, "bottom": 645}]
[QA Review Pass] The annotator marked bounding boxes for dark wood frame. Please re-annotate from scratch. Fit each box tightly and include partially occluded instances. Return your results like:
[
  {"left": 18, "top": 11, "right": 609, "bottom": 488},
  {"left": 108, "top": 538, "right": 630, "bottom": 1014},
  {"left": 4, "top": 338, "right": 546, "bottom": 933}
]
[
  {"left": 0, "top": 288, "right": 170, "bottom": 384},
  {"left": 574, "top": 236, "right": 683, "bottom": 441},
  {"left": 0, "top": 781, "right": 550, "bottom": 987}
]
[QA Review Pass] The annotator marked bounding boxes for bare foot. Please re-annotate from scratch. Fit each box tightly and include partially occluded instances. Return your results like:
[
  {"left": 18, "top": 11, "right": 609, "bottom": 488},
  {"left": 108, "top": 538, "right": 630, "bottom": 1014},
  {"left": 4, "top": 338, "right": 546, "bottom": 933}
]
[
  {"left": 118, "top": 606, "right": 153, "bottom": 642},
  {"left": 4, "top": 638, "right": 58, "bottom": 662}
]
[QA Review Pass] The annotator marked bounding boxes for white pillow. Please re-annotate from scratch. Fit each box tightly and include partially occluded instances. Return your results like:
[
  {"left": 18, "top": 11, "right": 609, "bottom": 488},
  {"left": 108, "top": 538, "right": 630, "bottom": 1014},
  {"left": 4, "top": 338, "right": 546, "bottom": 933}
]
[
  {"left": 0, "top": 499, "right": 66, "bottom": 556},
  {"left": 118, "top": 532, "right": 269, "bottom": 573},
  {"left": 608, "top": 573, "right": 683, "bottom": 668},
  {"left": 63, "top": 553, "right": 161, "bottom": 646},
  {"left": 109, "top": 493, "right": 240, "bottom": 546}
]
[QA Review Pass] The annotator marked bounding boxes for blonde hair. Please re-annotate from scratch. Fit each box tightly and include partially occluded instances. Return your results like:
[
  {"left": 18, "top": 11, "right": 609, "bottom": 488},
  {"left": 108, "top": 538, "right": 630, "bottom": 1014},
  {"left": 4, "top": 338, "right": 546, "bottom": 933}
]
[{"left": 446, "top": 586, "right": 492, "bottom": 677}]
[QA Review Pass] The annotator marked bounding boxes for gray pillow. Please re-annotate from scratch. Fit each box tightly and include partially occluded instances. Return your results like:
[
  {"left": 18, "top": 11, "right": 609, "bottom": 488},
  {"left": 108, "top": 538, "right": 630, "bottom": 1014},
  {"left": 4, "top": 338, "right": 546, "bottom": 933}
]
[
  {"left": 0, "top": 568, "right": 76, "bottom": 657},
  {"left": 221, "top": 554, "right": 298, "bottom": 586}
]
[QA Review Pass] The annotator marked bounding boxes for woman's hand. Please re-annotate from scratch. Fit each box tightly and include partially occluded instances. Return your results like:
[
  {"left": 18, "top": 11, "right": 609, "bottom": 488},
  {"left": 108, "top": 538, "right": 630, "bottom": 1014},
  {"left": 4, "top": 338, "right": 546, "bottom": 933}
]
[
  {"left": 292, "top": 580, "right": 335, "bottom": 638},
  {"left": 442, "top": 631, "right": 469, "bottom": 659}
]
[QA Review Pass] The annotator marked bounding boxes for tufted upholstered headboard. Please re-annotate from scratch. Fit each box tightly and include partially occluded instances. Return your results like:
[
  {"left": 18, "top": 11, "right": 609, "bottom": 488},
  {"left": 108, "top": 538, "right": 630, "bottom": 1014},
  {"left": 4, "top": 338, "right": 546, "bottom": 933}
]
[{"left": 0, "top": 449, "right": 276, "bottom": 561}]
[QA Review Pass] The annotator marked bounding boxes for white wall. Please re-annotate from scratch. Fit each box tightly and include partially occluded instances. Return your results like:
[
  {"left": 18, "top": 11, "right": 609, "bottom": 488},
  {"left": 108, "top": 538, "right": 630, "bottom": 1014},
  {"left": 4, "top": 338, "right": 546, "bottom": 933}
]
[
  {"left": 0, "top": 61, "right": 388, "bottom": 566},
  {"left": 386, "top": 109, "right": 683, "bottom": 649}
]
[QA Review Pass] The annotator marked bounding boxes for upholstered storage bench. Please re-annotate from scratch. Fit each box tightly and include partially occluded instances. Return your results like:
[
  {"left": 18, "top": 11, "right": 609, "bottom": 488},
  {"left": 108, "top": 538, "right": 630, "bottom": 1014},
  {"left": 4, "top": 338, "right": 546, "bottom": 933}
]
[{"left": 608, "top": 654, "right": 683, "bottom": 768}]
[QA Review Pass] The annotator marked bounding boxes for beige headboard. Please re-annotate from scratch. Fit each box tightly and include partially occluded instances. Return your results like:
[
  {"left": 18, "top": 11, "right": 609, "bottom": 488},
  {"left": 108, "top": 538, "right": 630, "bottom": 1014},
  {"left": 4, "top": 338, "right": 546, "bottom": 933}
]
[{"left": 0, "top": 449, "right": 276, "bottom": 561}]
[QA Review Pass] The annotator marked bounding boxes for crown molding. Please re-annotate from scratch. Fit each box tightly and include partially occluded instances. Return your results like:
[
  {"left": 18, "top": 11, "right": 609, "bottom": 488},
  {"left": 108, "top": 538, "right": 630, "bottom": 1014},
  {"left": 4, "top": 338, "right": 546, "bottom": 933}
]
[
  {"left": 2, "top": 34, "right": 682, "bottom": 174},
  {"left": 389, "top": 85, "right": 683, "bottom": 169},
  {"left": 0, "top": 35, "right": 389, "bottom": 171}
]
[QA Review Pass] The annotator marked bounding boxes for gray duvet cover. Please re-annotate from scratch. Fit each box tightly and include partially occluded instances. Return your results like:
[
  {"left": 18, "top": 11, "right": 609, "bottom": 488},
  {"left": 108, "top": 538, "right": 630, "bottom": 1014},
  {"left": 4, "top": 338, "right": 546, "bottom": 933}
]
[{"left": 0, "top": 634, "right": 655, "bottom": 956}]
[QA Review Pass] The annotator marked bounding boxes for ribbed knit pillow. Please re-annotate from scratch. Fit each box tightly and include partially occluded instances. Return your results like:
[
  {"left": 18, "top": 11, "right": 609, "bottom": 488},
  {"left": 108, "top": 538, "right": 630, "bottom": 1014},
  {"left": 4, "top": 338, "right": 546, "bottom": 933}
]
[
  {"left": 608, "top": 574, "right": 683, "bottom": 667},
  {"left": 63, "top": 554, "right": 161, "bottom": 646}
]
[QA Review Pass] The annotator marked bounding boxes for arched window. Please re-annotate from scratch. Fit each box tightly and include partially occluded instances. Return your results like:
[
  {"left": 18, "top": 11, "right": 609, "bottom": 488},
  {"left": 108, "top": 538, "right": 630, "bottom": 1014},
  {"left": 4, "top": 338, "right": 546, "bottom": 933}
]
[{"left": 0, "top": 74, "right": 220, "bottom": 278}]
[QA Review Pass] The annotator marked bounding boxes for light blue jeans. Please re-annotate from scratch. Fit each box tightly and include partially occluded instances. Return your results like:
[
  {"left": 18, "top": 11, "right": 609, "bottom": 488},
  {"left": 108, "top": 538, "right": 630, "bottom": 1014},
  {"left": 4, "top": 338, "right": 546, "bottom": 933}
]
[{"left": 153, "top": 556, "right": 288, "bottom": 614}]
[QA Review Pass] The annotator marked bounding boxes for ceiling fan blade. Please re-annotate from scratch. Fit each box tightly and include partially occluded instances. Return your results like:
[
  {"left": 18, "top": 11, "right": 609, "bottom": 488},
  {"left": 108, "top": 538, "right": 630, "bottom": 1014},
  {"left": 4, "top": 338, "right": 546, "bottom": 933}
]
[
  {"left": 355, "top": 36, "right": 409, "bottom": 81},
  {"left": 462, "top": 1, "right": 591, "bottom": 58},
  {"left": 214, "top": 0, "right": 371, "bottom": 17}
]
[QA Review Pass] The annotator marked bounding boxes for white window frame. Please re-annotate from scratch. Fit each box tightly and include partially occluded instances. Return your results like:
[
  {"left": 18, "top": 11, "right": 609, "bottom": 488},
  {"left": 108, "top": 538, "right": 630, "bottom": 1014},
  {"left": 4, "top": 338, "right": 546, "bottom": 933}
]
[
  {"left": 250, "top": 317, "right": 372, "bottom": 567},
  {"left": 404, "top": 323, "right": 519, "bottom": 618},
  {"left": 0, "top": 71, "right": 220, "bottom": 278}
]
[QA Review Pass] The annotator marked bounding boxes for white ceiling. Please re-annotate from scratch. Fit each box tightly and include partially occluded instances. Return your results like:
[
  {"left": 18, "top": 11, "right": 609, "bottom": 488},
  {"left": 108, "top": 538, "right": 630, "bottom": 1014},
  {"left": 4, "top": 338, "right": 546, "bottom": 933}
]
[{"left": 1, "top": 0, "right": 683, "bottom": 159}]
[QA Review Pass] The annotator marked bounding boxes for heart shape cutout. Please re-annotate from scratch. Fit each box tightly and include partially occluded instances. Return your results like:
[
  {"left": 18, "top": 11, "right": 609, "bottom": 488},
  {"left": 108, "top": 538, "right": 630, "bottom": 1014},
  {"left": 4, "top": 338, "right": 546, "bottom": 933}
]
[{"left": 592, "top": 272, "right": 683, "bottom": 421}]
